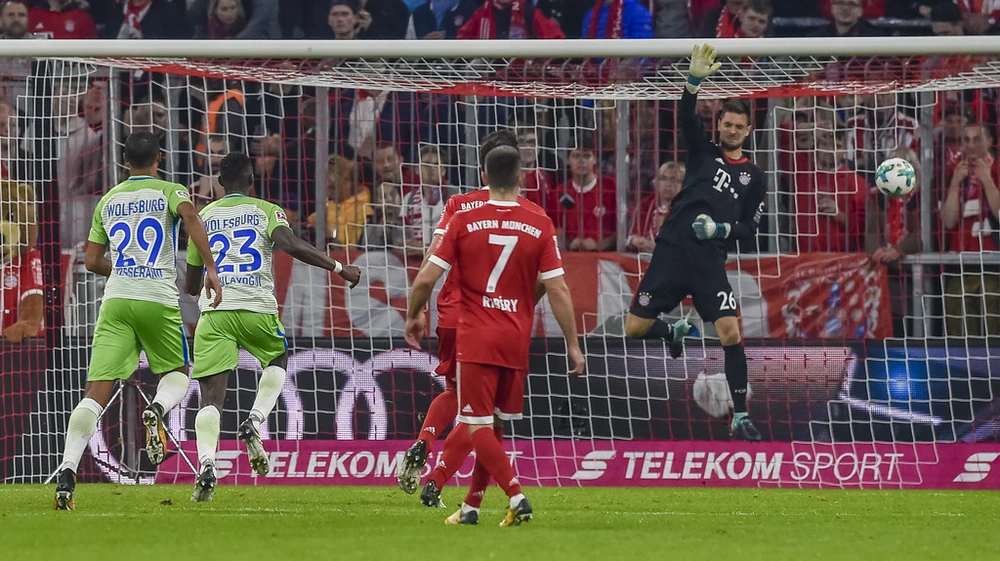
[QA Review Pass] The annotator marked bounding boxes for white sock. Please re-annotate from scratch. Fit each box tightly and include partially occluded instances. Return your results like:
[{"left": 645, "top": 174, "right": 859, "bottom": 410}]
[
  {"left": 151, "top": 371, "right": 189, "bottom": 413},
  {"left": 461, "top": 502, "right": 480, "bottom": 514},
  {"left": 195, "top": 405, "right": 221, "bottom": 469},
  {"left": 59, "top": 398, "right": 102, "bottom": 473},
  {"left": 509, "top": 493, "right": 525, "bottom": 509},
  {"left": 249, "top": 365, "right": 285, "bottom": 426}
]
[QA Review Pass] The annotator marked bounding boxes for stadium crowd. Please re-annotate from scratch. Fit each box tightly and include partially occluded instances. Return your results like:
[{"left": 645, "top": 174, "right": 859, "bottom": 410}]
[{"left": 2, "top": 0, "right": 1000, "bottom": 341}]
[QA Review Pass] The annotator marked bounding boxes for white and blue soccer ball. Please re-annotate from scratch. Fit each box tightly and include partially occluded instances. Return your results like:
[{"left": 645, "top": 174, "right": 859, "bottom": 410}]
[{"left": 875, "top": 157, "right": 917, "bottom": 198}]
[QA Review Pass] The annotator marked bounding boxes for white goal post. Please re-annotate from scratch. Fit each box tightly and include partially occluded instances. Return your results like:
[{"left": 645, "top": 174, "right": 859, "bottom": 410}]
[{"left": 0, "top": 37, "right": 998, "bottom": 491}]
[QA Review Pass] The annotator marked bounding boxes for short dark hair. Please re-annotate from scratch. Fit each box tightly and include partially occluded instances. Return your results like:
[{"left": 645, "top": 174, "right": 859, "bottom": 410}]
[
  {"left": 931, "top": 2, "right": 961, "bottom": 23},
  {"left": 330, "top": 0, "right": 358, "bottom": 14},
  {"left": 123, "top": 131, "right": 160, "bottom": 168},
  {"left": 719, "top": 99, "right": 751, "bottom": 124},
  {"left": 572, "top": 135, "right": 597, "bottom": 154},
  {"left": 419, "top": 143, "right": 441, "bottom": 162},
  {"left": 943, "top": 106, "right": 970, "bottom": 120},
  {"left": 375, "top": 141, "right": 399, "bottom": 154},
  {"left": 219, "top": 152, "right": 254, "bottom": 193},
  {"left": 484, "top": 145, "right": 521, "bottom": 191},
  {"left": 0, "top": 0, "right": 29, "bottom": 11},
  {"left": 743, "top": 0, "right": 772, "bottom": 16},
  {"left": 479, "top": 129, "right": 518, "bottom": 169}
]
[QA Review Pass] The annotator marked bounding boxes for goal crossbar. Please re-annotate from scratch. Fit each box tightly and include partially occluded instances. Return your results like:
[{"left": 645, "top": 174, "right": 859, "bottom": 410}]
[{"left": 2, "top": 37, "right": 1000, "bottom": 59}]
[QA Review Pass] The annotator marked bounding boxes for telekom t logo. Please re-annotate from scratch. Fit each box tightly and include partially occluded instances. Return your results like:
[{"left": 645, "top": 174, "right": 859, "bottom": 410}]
[
  {"left": 571, "top": 450, "right": 616, "bottom": 481},
  {"left": 953, "top": 452, "right": 1000, "bottom": 483}
]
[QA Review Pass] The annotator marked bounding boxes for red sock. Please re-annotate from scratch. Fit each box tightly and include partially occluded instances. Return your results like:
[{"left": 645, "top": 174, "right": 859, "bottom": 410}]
[
  {"left": 464, "top": 424, "right": 504, "bottom": 508},
  {"left": 418, "top": 389, "right": 457, "bottom": 450},
  {"left": 429, "top": 422, "right": 473, "bottom": 489},
  {"left": 470, "top": 426, "right": 521, "bottom": 498}
]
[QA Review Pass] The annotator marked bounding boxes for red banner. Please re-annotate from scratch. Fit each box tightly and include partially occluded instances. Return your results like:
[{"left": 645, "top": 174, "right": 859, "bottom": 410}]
[{"left": 270, "top": 251, "right": 892, "bottom": 340}]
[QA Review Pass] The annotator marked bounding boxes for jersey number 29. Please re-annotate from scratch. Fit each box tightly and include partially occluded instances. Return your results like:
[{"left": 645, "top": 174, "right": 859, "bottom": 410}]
[{"left": 108, "top": 219, "right": 164, "bottom": 268}]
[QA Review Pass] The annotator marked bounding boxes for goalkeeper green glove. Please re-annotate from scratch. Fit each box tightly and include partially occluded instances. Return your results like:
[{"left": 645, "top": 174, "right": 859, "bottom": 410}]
[
  {"left": 688, "top": 44, "right": 722, "bottom": 85},
  {"left": 692, "top": 214, "right": 730, "bottom": 240}
]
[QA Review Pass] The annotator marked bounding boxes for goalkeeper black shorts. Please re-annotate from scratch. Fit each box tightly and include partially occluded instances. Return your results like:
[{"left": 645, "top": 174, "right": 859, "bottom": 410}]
[{"left": 628, "top": 239, "right": 737, "bottom": 324}]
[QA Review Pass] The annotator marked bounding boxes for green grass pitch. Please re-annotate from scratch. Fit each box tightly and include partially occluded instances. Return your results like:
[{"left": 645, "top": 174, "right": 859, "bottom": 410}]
[{"left": 2, "top": 485, "right": 997, "bottom": 560}]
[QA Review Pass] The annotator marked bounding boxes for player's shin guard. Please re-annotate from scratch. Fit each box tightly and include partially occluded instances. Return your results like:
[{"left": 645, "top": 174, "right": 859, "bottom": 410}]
[
  {"left": 429, "top": 422, "right": 474, "bottom": 489},
  {"left": 419, "top": 389, "right": 457, "bottom": 448},
  {"left": 470, "top": 426, "right": 521, "bottom": 499},
  {"left": 58, "top": 398, "right": 102, "bottom": 473},
  {"left": 195, "top": 405, "right": 221, "bottom": 469},
  {"left": 151, "top": 371, "right": 190, "bottom": 413},
  {"left": 464, "top": 424, "right": 503, "bottom": 509},
  {"left": 724, "top": 343, "right": 749, "bottom": 413},
  {"left": 249, "top": 365, "right": 285, "bottom": 426}
]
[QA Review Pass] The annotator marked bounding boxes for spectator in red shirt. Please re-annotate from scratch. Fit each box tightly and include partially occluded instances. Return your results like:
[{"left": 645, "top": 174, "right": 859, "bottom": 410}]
[
  {"left": 794, "top": 131, "right": 870, "bottom": 252},
  {"left": 627, "top": 161, "right": 684, "bottom": 253},
  {"left": 28, "top": 1, "right": 96, "bottom": 39},
  {"left": 731, "top": 0, "right": 770, "bottom": 38},
  {"left": 458, "top": 0, "right": 565, "bottom": 39},
  {"left": 554, "top": 136, "right": 617, "bottom": 251},
  {"left": 696, "top": 0, "right": 743, "bottom": 38},
  {"left": 934, "top": 106, "right": 968, "bottom": 201},
  {"left": 517, "top": 128, "right": 557, "bottom": 213},
  {"left": 370, "top": 142, "right": 418, "bottom": 193},
  {"left": 941, "top": 122, "right": 1000, "bottom": 253},
  {"left": 941, "top": 122, "right": 1000, "bottom": 336}
]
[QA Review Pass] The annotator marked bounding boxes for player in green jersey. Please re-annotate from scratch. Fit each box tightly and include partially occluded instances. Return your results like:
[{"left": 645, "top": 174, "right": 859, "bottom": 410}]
[
  {"left": 53, "top": 132, "right": 222, "bottom": 510},
  {"left": 184, "top": 152, "right": 360, "bottom": 501}
]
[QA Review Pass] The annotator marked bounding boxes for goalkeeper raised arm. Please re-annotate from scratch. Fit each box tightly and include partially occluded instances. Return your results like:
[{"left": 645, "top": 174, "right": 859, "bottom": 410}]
[{"left": 623, "top": 44, "right": 766, "bottom": 441}]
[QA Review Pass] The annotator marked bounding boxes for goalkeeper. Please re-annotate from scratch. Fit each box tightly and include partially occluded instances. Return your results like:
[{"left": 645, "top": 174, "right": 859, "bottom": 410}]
[
  {"left": 624, "top": 44, "right": 766, "bottom": 441},
  {"left": 184, "top": 152, "right": 361, "bottom": 502}
]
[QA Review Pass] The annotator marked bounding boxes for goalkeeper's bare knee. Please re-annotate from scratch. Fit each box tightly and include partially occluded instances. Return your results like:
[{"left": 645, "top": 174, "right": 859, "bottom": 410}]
[
  {"left": 624, "top": 314, "right": 654, "bottom": 338},
  {"left": 715, "top": 317, "right": 742, "bottom": 346}
]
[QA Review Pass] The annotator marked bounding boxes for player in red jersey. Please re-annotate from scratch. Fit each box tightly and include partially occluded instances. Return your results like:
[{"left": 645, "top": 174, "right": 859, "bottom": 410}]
[
  {"left": 405, "top": 146, "right": 585, "bottom": 526},
  {"left": 396, "top": 130, "right": 529, "bottom": 495}
]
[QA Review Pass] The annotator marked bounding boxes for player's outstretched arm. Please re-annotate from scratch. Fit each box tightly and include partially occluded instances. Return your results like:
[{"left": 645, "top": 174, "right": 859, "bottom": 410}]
[
  {"left": 177, "top": 201, "right": 222, "bottom": 308},
  {"left": 404, "top": 262, "right": 446, "bottom": 350},
  {"left": 542, "top": 275, "right": 585, "bottom": 376},
  {"left": 680, "top": 43, "right": 723, "bottom": 153},
  {"left": 271, "top": 226, "right": 361, "bottom": 288},
  {"left": 84, "top": 241, "right": 112, "bottom": 277}
]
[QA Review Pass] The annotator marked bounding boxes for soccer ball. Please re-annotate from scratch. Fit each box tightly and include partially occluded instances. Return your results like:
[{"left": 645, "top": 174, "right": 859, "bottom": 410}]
[{"left": 874, "top": 157, "right": 917, "bottom": 197}]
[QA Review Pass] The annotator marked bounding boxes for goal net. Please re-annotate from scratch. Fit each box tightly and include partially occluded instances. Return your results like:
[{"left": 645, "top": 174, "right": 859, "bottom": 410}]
[{"left": 2, "top": 39, "right": 998, "bottom": 490}]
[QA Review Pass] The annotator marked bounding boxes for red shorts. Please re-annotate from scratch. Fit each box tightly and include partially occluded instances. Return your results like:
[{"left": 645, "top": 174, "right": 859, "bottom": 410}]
[
  {"left": 456, "top": 362, "right": 527, "bottom": 424},
  {"left": 435, "top": 326, "right": 457, "bottom": 390}
]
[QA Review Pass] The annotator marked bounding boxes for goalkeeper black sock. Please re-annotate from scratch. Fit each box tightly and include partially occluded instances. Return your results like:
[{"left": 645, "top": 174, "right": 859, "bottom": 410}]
[
  {"left": 643, "top": 319, "right": 674, "bottom": 340},
  {"left": 724, "top": 343, "right": 748, "bottom": 414}
]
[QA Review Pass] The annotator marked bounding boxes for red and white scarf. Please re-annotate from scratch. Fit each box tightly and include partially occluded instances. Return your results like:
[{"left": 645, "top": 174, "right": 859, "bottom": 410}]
[
  {"left": 714, "top": 8, "right": 738, "bottom": 39},
  {"left": 586, "top": 0, "right": 623, "bottom": 39},
  {"left": 476, "top": 0, "right": 527, "bottom": 39}
]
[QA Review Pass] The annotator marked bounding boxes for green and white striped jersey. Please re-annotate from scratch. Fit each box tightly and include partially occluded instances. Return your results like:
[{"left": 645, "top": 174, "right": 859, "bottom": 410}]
[
  {"left": 88, "top": 176, "right": 192, "bottom": 308},
  {"left": 187, "top": 194, "right": 290, "bottom": 314}
]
